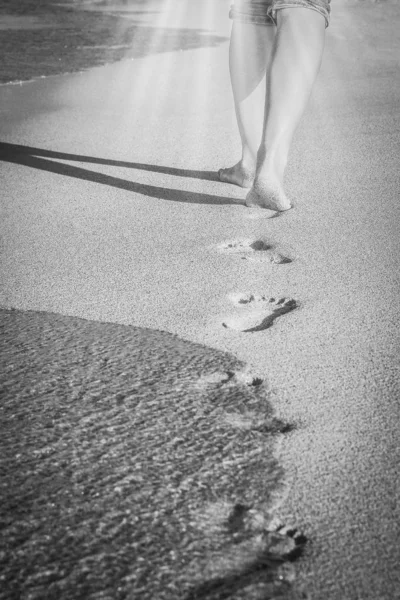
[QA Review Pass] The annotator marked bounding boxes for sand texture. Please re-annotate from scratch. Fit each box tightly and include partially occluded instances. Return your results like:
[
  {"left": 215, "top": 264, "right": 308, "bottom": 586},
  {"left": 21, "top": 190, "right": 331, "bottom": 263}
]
[{"left": 1, "top": 0, "right": 400, "bottom": 598}]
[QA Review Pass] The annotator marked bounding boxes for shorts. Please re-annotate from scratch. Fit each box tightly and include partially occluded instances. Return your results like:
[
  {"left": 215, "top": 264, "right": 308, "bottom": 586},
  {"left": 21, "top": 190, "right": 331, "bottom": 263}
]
[{"left": 230, "top": 0, "right": 331, "bottom": 28}]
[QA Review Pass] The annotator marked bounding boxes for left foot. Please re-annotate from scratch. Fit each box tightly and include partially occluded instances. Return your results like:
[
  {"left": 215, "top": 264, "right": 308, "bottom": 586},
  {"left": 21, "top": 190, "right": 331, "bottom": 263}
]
[{"left": 218, "top": 161, "right": 255, "bottom": 188}]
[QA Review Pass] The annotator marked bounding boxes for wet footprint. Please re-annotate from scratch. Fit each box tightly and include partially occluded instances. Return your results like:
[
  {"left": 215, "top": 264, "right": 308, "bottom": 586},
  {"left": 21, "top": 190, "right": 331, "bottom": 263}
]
[
  {"left": 218, "top": 239, "right": 293, "bottom": 264},
  {"left": 223, "top": 296, "right": 298, "bottom": 333}
]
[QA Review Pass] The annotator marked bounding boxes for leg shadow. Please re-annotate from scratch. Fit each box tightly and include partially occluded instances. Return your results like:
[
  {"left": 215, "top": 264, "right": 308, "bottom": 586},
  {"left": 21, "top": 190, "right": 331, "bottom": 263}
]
[{"left": 0, "top": 142, "right": 239, "bottom": 206}]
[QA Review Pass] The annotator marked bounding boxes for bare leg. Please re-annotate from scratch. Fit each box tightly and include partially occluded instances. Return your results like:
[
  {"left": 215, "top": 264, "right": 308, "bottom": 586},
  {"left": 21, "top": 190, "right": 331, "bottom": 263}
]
[
  {"left": 246, "top": 8, "right": 326, "bottom": 210},
  {"left": 219, "top": 21, "right": 275, "bottom": 188}
]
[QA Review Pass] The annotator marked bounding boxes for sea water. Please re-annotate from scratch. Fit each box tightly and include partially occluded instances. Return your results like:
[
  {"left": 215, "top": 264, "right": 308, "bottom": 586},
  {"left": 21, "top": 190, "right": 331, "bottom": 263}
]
[
  {"left": 0, "top": 0, "right": 159, "bottom": 84},
  {"left": 0, "top": 0, "right": 228, "bottom": 85}
]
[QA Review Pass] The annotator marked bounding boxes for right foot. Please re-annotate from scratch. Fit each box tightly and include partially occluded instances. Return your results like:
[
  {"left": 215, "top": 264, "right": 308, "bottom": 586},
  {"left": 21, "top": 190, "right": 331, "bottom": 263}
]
[
  {"left": 245, "top": 176, "right": 292, "bottom": 212},
  {"left": 222, "top": 296, "right": 298, "bottom": 332},
  {"left": 218, "top": 161, "right": 255, "bottom": 188}
]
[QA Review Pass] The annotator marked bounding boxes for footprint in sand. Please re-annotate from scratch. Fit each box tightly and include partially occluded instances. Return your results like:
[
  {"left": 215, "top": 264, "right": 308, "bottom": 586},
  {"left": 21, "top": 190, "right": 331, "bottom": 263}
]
[
  {"left": 218, "top": 239, "right": 293, "bottom": 264},
  {"left": 222, "top": 295, "right": 298, "bottom": 332}
]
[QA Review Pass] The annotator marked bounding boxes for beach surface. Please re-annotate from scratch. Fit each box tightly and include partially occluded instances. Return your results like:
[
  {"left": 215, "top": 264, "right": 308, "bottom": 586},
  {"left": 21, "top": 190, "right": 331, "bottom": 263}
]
[{"left": 1, "top": 0, "right": 400, "bottom": 598}]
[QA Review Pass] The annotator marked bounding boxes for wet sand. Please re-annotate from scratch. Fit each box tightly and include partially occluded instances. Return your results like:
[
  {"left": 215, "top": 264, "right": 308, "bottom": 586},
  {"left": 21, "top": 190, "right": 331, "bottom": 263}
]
[
  {"left": 1, "top": 308, "right": 303, "bottom": 600},
  {"left": 1, "top": 0, "right": 400, "bottom": 598}
]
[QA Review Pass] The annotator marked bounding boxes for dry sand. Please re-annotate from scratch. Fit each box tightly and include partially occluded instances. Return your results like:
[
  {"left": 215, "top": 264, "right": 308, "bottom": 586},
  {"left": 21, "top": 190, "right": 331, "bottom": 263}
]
[{"left": 1, "top": 0, "right": 400, "bottom": 598}]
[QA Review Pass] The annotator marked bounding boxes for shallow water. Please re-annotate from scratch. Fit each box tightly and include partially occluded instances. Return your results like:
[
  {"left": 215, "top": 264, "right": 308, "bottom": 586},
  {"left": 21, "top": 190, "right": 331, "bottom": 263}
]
[
  {"left": 0, "top": 308, "right": 300, "bottom": 600},
  {"left": 0, "top": 0, "right": 227, "bottom": 84}
]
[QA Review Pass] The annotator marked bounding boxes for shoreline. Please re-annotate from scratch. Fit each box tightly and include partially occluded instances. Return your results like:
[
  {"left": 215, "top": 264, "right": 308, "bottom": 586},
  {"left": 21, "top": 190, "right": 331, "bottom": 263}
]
[{"left": 0, "top": 56, "right": 132, "bottom": 87}]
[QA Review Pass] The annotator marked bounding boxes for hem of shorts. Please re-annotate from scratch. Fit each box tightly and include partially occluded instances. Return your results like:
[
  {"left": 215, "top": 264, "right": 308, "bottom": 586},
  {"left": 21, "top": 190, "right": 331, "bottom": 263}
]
[
  {"left": 268, "top": 5, "right": 330, "bottom": 28},
  {"left": 229, "top": 5, "right": 330, "bottom": 28},
  {"left": 229, "top": 8, "right": 274, "bottom": 25}
]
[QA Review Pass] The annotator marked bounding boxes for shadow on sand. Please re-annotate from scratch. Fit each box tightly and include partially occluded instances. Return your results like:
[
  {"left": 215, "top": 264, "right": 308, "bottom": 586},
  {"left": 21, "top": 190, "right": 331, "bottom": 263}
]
[{"left": 0, "top": 142, "right": 240, "bottom": 206}]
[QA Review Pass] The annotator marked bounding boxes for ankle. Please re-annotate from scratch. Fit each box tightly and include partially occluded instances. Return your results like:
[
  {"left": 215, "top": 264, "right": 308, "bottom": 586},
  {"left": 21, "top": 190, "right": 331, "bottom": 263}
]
[
  {"left": 256, "top": 144, "right": 288, "bottom": 181},
  {"left": 241, "top": 149, "right": 257, "bottom": 170}
]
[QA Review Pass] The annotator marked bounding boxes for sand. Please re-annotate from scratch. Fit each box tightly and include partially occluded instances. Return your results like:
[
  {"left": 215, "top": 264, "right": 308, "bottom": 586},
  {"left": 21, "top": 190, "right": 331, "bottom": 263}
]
[{"left": 1, "top": 0, "right": 400, "bottom": 598}]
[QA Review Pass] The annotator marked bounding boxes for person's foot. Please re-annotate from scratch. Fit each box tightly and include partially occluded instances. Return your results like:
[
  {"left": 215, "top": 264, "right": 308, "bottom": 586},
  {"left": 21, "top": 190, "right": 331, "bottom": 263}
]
[
  {"left": 218, "top": 161, "right": 255, "bottom": 188},
  {"left": 245, "top": 176, "right": 292, "bottom": 212}
]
